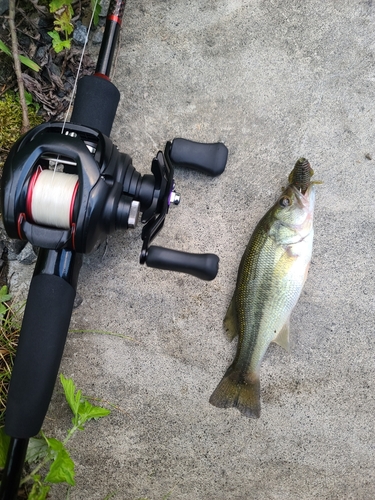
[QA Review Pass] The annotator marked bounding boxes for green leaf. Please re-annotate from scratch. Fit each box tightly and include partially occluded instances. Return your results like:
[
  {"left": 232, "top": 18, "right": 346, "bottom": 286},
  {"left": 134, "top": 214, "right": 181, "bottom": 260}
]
[
  {"left": 24, "top": 91, "right": 33, "bottom": 106},
  {"left": 28, "top": 478, "right": 50, "bottom": 500},
  {"left": 60, "top": 374, "right": 81, "bottom": 419},
  {"left": 48, "top": 30, "right": 71, "bottom": 53},
  {"left": 0, "top": 40, "right": 11, "bottom": 57},
  {"left": 18, "top": 55, "right": 40, "bottom": 72},
  {"left": 0, "top": 285, "right": 11, "bottom": 303},
  {"left": 44, "top": 437, "right": 75, "bottom": 485},
  {"left": 0, "top": 42, "right": 40, "bottom": 71},
  {"left": 23, "top": 91, "right": 39, "bottom": 111},
  {"left": 60, "top": 374, "right": 110, "bottom": 428},
  {"left": 0, "top": 304, "right": 7, "bottom": 318},
  {"left": 49, "top": 0, "right": 73, "bottom": 13},
  {"left": 26, "top": 437, "right": 49, "bottom": 464},
  {"left": 77, "top": 400, "right": 110, "bottom": 426},
  {"left": 0, "top": 427, "right": 10, "bottom": 468},
  {"left": 54, "top": 7, "right": 74, "bottom": 35},
  {"left": 91, "top": 0, "right": 102, "bottom": 26}
]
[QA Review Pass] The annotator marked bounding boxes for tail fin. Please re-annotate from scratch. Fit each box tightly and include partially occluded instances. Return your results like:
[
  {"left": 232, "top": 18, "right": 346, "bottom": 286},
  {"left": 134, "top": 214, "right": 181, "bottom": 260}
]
[{"left": 209, "top": 367, "right": 261, "bottom": 418}]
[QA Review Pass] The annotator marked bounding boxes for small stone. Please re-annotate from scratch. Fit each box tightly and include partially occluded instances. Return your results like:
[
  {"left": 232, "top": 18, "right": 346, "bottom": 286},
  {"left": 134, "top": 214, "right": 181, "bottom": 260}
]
[
  {"left": 74, "top": 293, "right": 83, "bottom": 309},
  {"left": 0, "top": 0, "right": 8, "bottom": 15},
  {"left": 100, "top": 0, "right": 110, "bottom": 17},
  {"left": 36, "top": 46, "right": 47, "bottom": 62},
  {"left": 365, "top": 153, "right": 372, "bottom": 160},
  {"left": 91, "top": 28, "right": 104, "bottom": 45},
  {"left": 17, "top": 242, "right": 38, "bottom": 265},
  {"left": 19, "top": 34, "right": 30, "bottom": 51},
  {"left": 6, "top": 240, "right": 26, "bottom": 261},
  {"left": 73, "top": 21, "right": 88, "bottom": 46},
  {"left": 64, "top": 80, "right": 73, "bottom": 92}
]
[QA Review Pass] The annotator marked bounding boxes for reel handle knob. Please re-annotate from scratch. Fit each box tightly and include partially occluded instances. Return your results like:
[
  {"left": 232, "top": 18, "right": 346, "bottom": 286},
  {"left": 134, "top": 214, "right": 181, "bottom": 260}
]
[
  {"left": 169, "top": 138, "right": 228, "bottom": 177},
  {"left": 145, "top": 246, "right": 219, "bottom": 281}
]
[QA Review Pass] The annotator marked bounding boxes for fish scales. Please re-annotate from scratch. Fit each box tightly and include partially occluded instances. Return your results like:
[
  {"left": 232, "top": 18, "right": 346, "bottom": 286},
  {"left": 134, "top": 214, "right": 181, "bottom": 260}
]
[
  {"left": 237, "top": 219, "right": 310, "bottom": 372},
  {"left": 210, "top": 161, "right": 316, "bottom": 418}
]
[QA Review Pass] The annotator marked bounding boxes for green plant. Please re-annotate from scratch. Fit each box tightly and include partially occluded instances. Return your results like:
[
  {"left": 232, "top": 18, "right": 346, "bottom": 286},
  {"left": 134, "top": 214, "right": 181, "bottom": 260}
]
[
  {"left": 0, "top": 374, "right": 111, "bottom": 499},
  {"left": 0, "top": 286, "right": 12, "bottom": 321},
  {"left": 0, "top": 92, "right": 43, "bottom": 163},
  {"left": 22, "top": 91, "right": 41, "bottom": 112},
  {"left": 48, "top": 0, "right": 101, "bottom": 53},
  {"left": 0, "top": 40, "right": 41, "bottom": 72},
  {"left": 0, "top": 286, "right": 23, "bottom": 423},
  {"left": 48, "top": 0, "right": 74, "bottom": 53}
]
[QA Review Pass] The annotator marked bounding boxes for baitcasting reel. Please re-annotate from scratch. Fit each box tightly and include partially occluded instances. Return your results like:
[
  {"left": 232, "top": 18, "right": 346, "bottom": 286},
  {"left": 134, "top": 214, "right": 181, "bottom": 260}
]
[{"left": 1, "top": 121, "right": 228, "bottom": 280}]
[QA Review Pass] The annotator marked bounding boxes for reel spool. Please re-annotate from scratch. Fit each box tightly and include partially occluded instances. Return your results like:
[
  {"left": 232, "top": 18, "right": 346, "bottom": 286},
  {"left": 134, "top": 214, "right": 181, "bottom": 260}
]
[{"left": 26, "top": 167, "right": 79, "bottom": 230}]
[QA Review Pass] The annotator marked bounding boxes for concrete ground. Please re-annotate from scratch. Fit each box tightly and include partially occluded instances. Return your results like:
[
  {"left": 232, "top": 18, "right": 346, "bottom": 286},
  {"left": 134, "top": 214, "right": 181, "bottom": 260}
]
[{"left": 33, "top": 0, "right": 375, "bottom": 498}]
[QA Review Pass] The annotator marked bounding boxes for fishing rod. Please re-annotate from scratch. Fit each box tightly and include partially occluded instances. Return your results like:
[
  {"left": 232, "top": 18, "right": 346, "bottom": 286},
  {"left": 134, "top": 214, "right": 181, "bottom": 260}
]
[{"left": 0, "top": 1, "right": 227, "bottom": 497}]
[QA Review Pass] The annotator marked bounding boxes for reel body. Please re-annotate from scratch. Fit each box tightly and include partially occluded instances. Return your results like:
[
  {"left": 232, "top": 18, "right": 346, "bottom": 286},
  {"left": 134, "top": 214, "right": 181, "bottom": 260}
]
[
  {"left": 1, "top": 121, "right": 228, "bottom": 279},
  {"left": 2, "top": 122, "right": 152, "bottom": 253}
]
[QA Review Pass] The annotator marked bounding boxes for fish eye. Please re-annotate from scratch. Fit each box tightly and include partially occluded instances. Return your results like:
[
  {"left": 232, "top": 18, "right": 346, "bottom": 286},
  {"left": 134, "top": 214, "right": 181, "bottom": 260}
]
[{"left": 279, "top": 196, "right": 291, "bottom": 207}]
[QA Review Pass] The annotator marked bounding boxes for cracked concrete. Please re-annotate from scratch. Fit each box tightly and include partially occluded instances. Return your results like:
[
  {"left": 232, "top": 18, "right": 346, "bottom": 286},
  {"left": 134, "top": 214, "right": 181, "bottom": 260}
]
[{"left": 18, "top": 0, "right": 375, "bottom": 498}]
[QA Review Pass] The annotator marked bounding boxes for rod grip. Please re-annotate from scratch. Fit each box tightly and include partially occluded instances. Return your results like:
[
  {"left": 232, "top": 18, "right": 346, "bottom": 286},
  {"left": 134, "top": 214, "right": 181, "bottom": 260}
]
[
  {"left": 70, "top": 75, "right": 120, "bottom": 136},
  {"left": 169, "top": 138, "right": 228, "bottom": 177},
  {"left": 5, "top": 274, "right": 75, "bottom": 439},
  {"left": 146, "top": 246, "right": 219, "bottom": 280}
]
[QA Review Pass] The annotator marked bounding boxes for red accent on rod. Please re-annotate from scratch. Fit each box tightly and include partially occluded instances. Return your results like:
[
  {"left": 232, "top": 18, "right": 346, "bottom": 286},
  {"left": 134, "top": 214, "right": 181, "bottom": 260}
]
[
  {"left": 107, "top": 14, "right": 122, "bottom": 25},
  {"left": 94, "top": 72, "right": 111, "bottom": 81}
]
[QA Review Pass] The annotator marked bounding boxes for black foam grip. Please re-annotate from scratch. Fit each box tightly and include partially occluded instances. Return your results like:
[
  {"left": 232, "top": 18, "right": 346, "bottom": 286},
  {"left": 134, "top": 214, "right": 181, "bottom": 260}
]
[
  {"left": 5, "top": 274, "right": 75, "bottom": 438},
  {"left": 169, "top": 138, "right": 228, "bottom": 176},
  {"left": 146, "top": 246, "right": 219, "bottom": 281},
  {"left": 70, "top": 75, "right": 120, "bottom": 136}
]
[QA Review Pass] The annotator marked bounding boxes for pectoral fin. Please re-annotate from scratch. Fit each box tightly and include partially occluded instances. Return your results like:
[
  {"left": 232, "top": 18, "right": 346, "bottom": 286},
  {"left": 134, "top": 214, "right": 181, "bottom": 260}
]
[
  {"left": 273, "top": 318, "right": 290, "bottom": 351},
  {"left": 223, "top": 296, "right": 238, "bottom": 342}
]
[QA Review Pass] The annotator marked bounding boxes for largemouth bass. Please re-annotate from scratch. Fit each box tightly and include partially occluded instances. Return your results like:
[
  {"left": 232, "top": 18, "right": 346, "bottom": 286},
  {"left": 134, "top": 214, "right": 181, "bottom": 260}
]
[{"left": 210, "top": 158, "right": 317, "bottom": 418}]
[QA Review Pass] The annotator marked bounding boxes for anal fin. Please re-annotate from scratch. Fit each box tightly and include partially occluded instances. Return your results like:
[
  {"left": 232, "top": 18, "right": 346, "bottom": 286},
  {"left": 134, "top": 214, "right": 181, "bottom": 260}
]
[
  {"left": 223, "top": 296, "right": 238, "bottom": 341},
  {"left": 273, "top": 318, "right": 290, "bottom": 351}
]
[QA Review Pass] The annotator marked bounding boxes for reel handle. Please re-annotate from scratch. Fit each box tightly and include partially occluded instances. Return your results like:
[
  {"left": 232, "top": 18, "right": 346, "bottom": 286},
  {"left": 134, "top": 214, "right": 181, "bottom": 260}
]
[
  {"left": 145, "top": 246, "right": 219, "bottom": 281},
  {"left": 168, "top": 138, "right": 228, "bottom": 177}
]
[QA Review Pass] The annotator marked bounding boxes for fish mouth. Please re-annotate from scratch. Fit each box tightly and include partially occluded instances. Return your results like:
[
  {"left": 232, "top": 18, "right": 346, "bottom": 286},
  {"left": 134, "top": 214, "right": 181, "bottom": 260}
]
[{"left": 287, "top": 183, "right": 315, "bottom": 209}]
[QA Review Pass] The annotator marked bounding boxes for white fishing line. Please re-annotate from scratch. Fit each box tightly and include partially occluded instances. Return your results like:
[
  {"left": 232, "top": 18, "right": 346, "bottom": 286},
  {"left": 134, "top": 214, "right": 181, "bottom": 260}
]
[
  {"left": 60, "top": 0, "right": 99, "bottom": 136},
  {"left": 34, "top": 4, "right": 98, "bottom": 222},
  {"left": 28, "top": 169, "right": 79, "bottom": 229}
]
